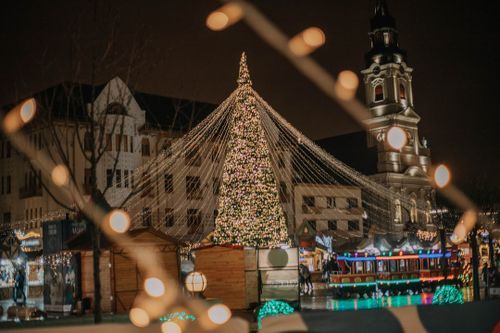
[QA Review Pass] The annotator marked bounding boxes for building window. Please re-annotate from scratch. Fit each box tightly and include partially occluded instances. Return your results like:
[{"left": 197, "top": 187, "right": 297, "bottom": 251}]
[
  {"left": 162, "top": 141, "right": 172, "bottom": 157},
  {"left": 141, "top": 138, "right": 150, "bottom": 156},
  {"left": 165, "top": 208, "right": 174, "bottom": 227},
  {"left": 164, "top": 174, "right": 173, "bottom": 193},
  {"left": 84, "top": 132, "right": 92, "bottom": 151},
  {"left": 115, "top": 134, "right": 122, "bottom": 152},
  {"left": 6, "top": 176, "right": 11, "bottom": 194},
  {"left": 187, "top": 208, "right": 201, "bottom": 233},
  {"left": 116, "top": 169, "right": 122, "bottom": 188},
  {"left": 306, "top": 220, "right": 317, "bottom": 232},
  {"left": 185, "top": 148, "right": 201, "bottom": 166},
  {"left": 84, "top": 168, "right": 92, "bottom": 193},
  {"left": 106, "top": 169, "right": 113, "bottom": 187},
  {"left": 374, "top": 84, "right": 384, "bottom": 102},
  {"left": 106, "top": 103, "right": 127, "bottom": 115},
  {"left": 186, "top": 176, "right": 201, "bottom": 199},
  {"left": 142, "top": 207, "right": 152, "bottom": 226},
  {"left": 347, "top": 197, "right": 359, "bottom": 208},
  {"left": 130, "top": 137, "right": 134, "bottom": 153},
  {"left": 328, "top": 220, "right": 337, "bottom": 231},
  {"left": 130, "top": 170, "right": 135, "bottom": 188},
  {"left": 105, "top": 133, "right": 112, "bottom": 151},
  {"left": 303, "top": 196, "right": 315, "bottom": 207},
  {"left": 326, "top": 197, "right": 336, "bottom": 208},
  {"left": 123, "top": 136, "right": 128, "bottom": 152},
  {"left": 142, "top": 173, "right": 152, "bottom": 197},
  {"left": 348, "top": 220, "right": 360, "bottom": 231},
  {"left": 277, "top": 156, "right": 285, "bottom": 168},
  {"left": 399, "top": 83, "right": 406, "bottom": 100},
  {"left": 124, "top": 170, "right": 129, "bottom": 188},
  {"left": 212, "top": 177, "right": 220, "bottom": 195}
]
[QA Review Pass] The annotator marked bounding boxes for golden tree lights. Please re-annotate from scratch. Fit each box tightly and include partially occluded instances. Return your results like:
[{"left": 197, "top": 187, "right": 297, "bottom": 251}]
[{"left": 213, "top": 53, "right": 289, "bottom": 248}]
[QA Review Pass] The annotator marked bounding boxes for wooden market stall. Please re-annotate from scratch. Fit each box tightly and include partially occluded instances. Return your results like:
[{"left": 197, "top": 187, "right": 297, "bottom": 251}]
[
  {"left": 193, "top": 245, "right": 258, "bottom": 309},
  {"left": 68, "top": 227, "right": 179, "bottom": 314}
]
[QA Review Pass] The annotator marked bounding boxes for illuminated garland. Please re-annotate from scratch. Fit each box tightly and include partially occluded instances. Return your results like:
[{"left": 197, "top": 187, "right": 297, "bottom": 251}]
[
  {"left": 44, "top": 251, "right": 73, "bottom": 271},
  {"left": 257, "top": 300, "right": 294, "bottom": 329},
  {"left": 213, "top": 53, "right": 288, "bottom": 248},
  {"left": 432, "top": 285, "right": 464, "bottom": 305},
  {"left": 416, "top": 230, "right": 437, "bottom": 241}
]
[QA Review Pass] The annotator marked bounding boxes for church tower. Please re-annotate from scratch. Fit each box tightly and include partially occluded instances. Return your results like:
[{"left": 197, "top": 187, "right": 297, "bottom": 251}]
[{"left": 361, "top": 0, "right": 434, "bottom": 233}]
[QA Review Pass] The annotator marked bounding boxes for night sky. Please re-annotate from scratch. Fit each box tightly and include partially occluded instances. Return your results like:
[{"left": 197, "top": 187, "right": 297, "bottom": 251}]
[{"left": 1, "top": 0, "right": 499, "bottom": 199}]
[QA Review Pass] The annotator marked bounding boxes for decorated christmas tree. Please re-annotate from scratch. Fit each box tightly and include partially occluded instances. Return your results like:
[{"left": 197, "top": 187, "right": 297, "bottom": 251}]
[{"left": 213, "top": 53, "right": 289, "bottom": 248}]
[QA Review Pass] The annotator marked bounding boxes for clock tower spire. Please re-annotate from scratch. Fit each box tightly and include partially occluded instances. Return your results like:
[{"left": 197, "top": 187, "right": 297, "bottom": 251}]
[{"left": 361, "top": 0, "right": 434, "bottom": 233}]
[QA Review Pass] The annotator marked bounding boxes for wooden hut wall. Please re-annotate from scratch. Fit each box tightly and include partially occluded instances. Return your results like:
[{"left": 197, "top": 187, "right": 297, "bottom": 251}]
[
  {"left": 194, "top": 246, "right": 248, "bottom": 309},
  {"left": 80, "top": 250, "right": 112, "bottom": 313},
  {"left": 111, "top": 231, "right": 179, "bottom": 313}
]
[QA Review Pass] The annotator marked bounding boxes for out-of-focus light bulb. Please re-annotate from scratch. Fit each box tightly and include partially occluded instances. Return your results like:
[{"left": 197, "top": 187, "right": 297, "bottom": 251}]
[
  {"left": 129, "top": 307, "right": 150, "bottom": 327},
  {"left": 334, "top": 70, "right": 359, "bottom": 101},
  {"left": 108, "top": 209, "right": 130, "bottom": 233},
  {"left": 144, "top": 277, "right": 165, "bottom": 297},
  {"left": 161, "top": 321, "right": 182, "bottom": 333},
  {"left": 386, "top": 126, "right": 407, "bottom": 150},
  {"left": 20, "top": 99, "right": 37, "bottom": 123},
  {"left": 51, "top": 164, "right": 69, "bottom": 187},
  {"left": 434, "top": 164, "right": 451, "bottom": 188},
  {"left": 207, "top": 304, "right": 231, "bottom": 325},
  {"left": 206, "top": 4, "right": 243, "bottom": 31},
  {"left": 289, "top": 27, "right": 325, "bottom": 56}
]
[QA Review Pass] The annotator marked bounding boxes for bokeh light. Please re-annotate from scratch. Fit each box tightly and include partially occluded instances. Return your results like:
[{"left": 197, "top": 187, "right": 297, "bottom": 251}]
[
  {"left": 207, "top": 304, "right": 231, "bottom": 325},
  {"left": 161, "top": 321, "right": 182, "bottom": 333},
  {"left": 20, "top": 99, "right": 37, "bottom": 123},
  {"left": 144, "top": 277, "right": 165, "bottom": 297},
  {"left": 334, "top": 70, "right": 359, "bottom": 100},
  {"left": 434, "top": 164, "right": 451, "bottom": 188},
  {"left": 206, "top": 4, "right": 243, "bottom": 31},
  {"left": 289, "top": 27, "right": 325, "bottom": 56},
  {"left": 386, "top": 126, "right": 407, "bottom": 150},
  {"left": 108, "top": 209, "right": 130, "bottom": 233},
  {"left": 51, "top": 164, "right": 69, "bottom": 187},
  {"left": 129, "top": 307, "right": 150, "bottom": 327}
]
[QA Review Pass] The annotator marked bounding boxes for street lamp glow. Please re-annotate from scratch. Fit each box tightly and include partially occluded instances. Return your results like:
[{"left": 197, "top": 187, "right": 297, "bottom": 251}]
[
  {"left": 51, "top": 164, "right": 69, "bottom": 187},
  {"left": 3, "top": 98, "right": 37, "bottom": 134},
  {"left": 434, "top": 164, "right": 451, "bottom": 188},
  {"left": 207, "top": 304, "right": 231, "bottom": 325},
  {"left": 185, "top": 271, "right": 207, "bottom": 293},
  {"left": 108, "top": 209, "right": 130, "bottom": 233},
  {"left": 129, "top": 307, "right": 150, "bottom": 327},
  {"left": 386, "top": 126, "right": 407, "bottom": 150},
  {"left": 144, "top": 277, "right": 165, "bottom": 297}
]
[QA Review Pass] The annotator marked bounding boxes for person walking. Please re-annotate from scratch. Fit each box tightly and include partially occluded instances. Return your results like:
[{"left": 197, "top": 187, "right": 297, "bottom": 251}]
[
  {"left": 14, "top": 269, "right": 26, "bottom": 305},
  {"left": 303, "top": 264, "right": 313, "bottom": 294}
]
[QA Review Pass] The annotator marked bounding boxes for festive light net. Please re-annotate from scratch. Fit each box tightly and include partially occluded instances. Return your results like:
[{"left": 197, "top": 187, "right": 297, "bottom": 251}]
[{"left": 123, "top": 53, "right": 425, "bottom": 247}]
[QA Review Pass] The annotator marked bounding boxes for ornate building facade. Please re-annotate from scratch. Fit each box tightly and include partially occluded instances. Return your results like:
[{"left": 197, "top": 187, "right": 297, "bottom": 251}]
[{"left": 362, "top": 0, "right": 434, "bottom": 234}]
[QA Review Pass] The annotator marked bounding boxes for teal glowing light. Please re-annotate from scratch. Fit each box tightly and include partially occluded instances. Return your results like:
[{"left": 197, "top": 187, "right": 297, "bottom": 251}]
[
  {"left": 159, "top": 311, "right": 197, "bottom": 322},
  {"left": 329, "top": 281, "right": 377, "bottom": 287},
  {"left": 377, "top": 278, "right": 420, "bottom": 285},
  {"left": 432, "top": 285, "right": 464, "bottom": 305},
  {"left": 257, "top": 300, "right": 294, "bottom": 329}
]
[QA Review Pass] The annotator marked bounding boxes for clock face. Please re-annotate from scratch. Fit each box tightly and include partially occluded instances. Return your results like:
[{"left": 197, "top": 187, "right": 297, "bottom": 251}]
[
  {"left": 399, "top": 66, "right": 405, "bottom": 74},
  {"left": 373, "top": 66, "right": 380, "bottom": 75}
]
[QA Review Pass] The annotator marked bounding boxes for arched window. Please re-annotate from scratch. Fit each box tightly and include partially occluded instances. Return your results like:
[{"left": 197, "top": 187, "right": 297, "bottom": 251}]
[
  {"left": 399, "top": 83, "right": 406, "bottom": 100},
  {"left": 141, "top": 138, "right": 150, "bottom": 156},
  {"left": 374, "top": 84, "right": 384, "bottom": 102},
  {"left": 394, "top": 199, "right": 402, "bottom": 223},
  {"left": 105, "top": 102, "right": 127, "bottom": 115}
]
